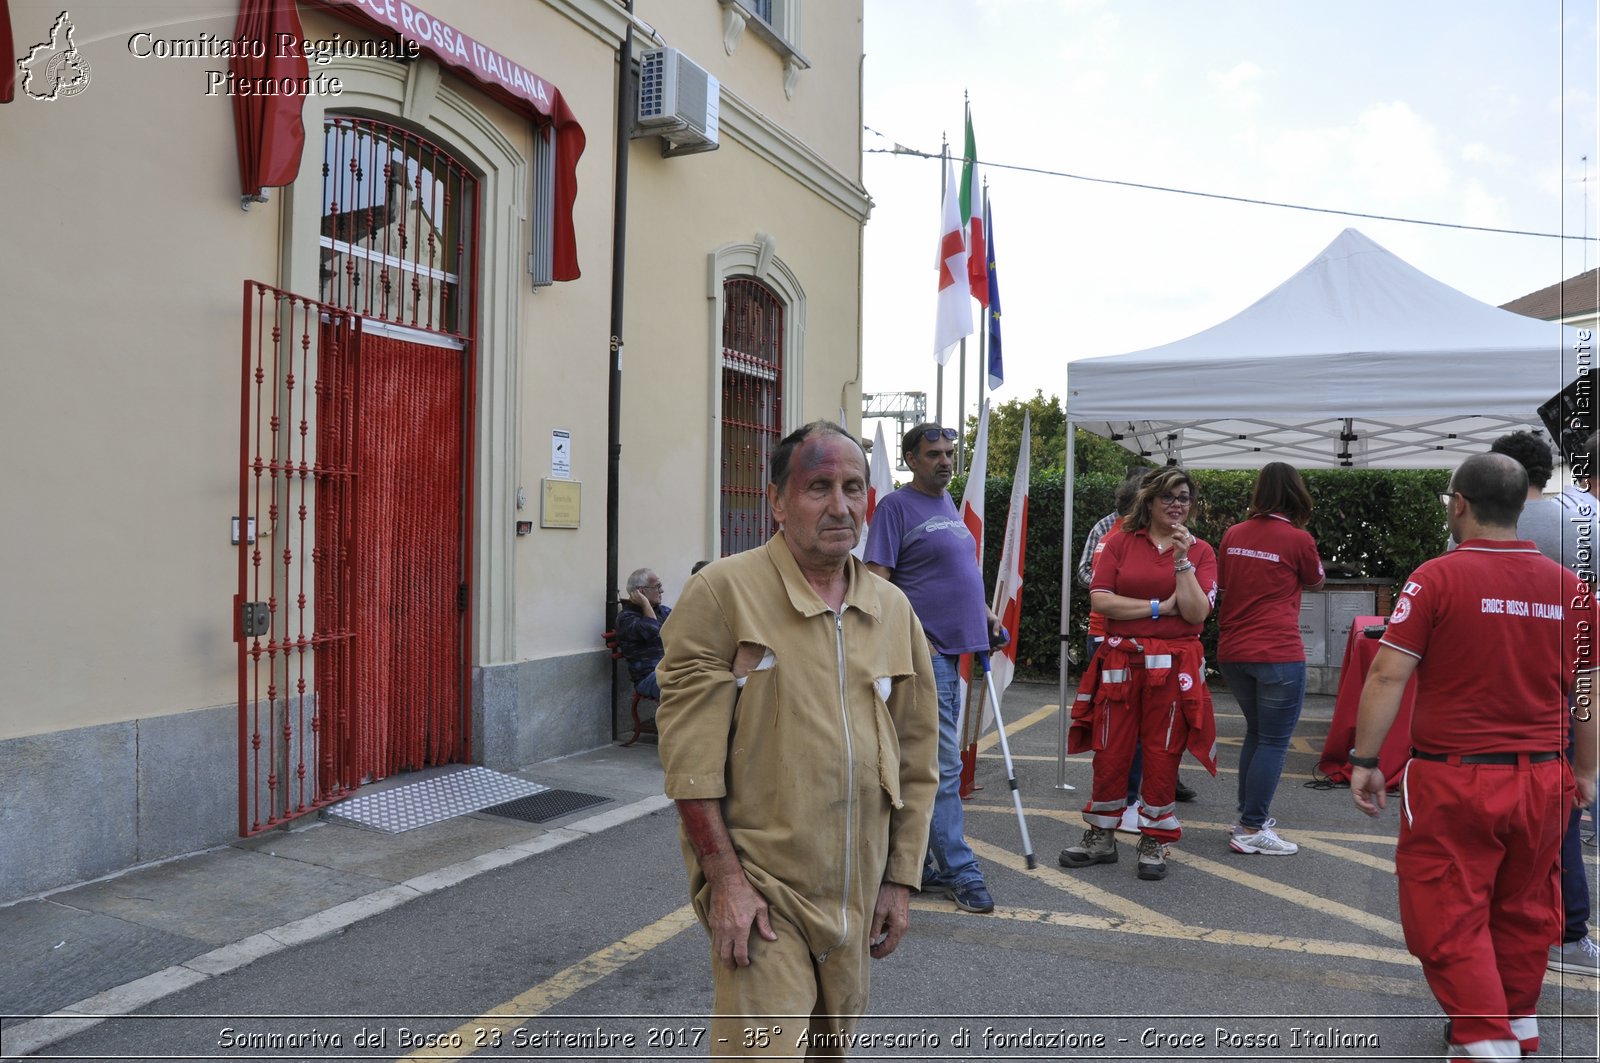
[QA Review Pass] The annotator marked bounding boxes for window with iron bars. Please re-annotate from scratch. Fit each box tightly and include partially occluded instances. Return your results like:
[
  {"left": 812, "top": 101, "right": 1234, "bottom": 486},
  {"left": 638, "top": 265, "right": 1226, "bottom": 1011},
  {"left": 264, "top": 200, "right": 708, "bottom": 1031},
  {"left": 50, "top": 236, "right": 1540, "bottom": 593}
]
[
  {"left": 720, "top": 277, "right": 784, "bottom": 557},
  {"left": 320, "top": 116, "right": 474, "bottom": 335}
]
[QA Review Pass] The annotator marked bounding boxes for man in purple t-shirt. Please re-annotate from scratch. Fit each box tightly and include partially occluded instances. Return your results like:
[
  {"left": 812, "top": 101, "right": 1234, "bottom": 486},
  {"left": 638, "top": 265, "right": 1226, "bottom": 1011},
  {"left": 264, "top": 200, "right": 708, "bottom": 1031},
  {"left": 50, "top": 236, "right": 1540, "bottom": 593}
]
[{"left": 865, "top": 423, "right": 1000, "bottom": 915}]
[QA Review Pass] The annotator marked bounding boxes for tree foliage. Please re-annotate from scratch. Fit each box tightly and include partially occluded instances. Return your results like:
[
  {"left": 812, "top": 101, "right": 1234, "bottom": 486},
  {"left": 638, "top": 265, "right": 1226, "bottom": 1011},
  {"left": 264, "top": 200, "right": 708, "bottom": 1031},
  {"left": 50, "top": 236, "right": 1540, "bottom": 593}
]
[
  {"left": 962, "top": 391, "right": 1149, "bottom": 479},
  {"left": 955, "top": 465, "right": 1451, "bottom": 681}
]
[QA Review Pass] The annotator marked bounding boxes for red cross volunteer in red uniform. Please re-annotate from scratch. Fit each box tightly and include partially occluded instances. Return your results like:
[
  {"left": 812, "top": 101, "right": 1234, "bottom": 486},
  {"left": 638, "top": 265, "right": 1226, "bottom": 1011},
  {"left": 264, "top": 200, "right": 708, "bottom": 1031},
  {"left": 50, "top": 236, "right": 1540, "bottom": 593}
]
[
  {"left": 1352, "top": 454, "right": 1599, "bottom": 1062},
  {"left": 1061, "top": 467, "right": 1219, "bottom": 882}
]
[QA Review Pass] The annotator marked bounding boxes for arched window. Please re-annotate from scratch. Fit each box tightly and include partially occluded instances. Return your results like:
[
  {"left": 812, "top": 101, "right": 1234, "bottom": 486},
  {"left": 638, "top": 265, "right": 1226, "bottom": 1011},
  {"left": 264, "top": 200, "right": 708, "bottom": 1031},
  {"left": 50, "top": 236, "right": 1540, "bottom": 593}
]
[
  {"left": 719, "top": 277, "right": 784, "bottom": 556},
  {"left": 320, "top": 116, "right": 475, "bottom": 336}
]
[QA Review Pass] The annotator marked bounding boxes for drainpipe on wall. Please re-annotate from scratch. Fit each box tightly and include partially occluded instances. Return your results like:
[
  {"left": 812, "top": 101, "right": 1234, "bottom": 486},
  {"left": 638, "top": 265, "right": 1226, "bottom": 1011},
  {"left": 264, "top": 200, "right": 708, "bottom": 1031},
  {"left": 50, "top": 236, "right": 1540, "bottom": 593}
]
[
  {"left": 840, "top": 49, "right": 867, "bottom": 431},
  {"left": 605, "top": 2, "right": 634, "bottom": 740}
]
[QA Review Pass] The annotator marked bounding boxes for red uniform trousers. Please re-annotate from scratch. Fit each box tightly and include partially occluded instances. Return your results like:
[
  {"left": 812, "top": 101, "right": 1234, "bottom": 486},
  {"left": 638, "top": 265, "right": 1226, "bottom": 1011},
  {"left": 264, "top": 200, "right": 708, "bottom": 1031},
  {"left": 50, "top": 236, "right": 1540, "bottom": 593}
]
[
  {"left": 1395, "top": 756, "right": 1570, "bottom": 1060},
  {"left": 1072, "top": 638, "right": 1217, "bottom": 843}
]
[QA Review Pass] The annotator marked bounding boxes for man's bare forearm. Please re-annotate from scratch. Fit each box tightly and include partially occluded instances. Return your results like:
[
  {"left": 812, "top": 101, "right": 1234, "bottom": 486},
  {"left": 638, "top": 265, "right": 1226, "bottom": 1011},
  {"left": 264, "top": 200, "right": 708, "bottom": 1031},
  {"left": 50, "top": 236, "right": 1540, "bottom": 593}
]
[{"left": 676, "top": 798, "right": 743, "bottom": 883}]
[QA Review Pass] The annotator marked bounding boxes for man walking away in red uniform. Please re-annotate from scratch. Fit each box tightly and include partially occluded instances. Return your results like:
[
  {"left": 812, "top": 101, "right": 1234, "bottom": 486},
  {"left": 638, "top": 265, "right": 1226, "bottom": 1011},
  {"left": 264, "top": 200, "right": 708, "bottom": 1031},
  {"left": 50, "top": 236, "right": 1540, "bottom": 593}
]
[{"left": 1352, "top": 453, "right": 1598, "bottom": 1062}]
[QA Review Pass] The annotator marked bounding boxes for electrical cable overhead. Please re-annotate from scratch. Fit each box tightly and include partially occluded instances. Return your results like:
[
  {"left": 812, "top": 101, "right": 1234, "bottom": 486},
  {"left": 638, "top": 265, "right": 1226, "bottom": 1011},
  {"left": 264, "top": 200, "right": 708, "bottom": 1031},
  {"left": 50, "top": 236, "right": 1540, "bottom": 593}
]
[{"left": 863, "top": 134, "right": 1597, "bottom": 242}]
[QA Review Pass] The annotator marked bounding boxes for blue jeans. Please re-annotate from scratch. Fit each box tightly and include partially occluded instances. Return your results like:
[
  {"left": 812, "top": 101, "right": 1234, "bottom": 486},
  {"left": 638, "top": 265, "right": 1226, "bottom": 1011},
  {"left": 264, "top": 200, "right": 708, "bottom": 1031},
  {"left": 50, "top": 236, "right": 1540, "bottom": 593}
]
[
  {"left": 924, "top": 653, "right": 983, "bottom": 889},
  {"left": 634, "top": 670, "right": 660, "bottom": 700},
  {"left": 1218, "top": 661, "right": 1307, "bottom": 831}
]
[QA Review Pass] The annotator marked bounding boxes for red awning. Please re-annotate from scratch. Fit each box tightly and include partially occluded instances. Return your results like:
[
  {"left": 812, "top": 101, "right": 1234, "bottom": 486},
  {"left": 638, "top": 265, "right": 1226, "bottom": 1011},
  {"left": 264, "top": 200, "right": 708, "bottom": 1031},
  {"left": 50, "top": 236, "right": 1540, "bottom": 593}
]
[
  {"left": 1, "top": 0, "right": 16, "bottom": 104},
  {"left": 306, "top": 0, "right": 587, "bottom": 281},
  {"left": 232, "top": 1, "right": 310, "bottom": 200}
]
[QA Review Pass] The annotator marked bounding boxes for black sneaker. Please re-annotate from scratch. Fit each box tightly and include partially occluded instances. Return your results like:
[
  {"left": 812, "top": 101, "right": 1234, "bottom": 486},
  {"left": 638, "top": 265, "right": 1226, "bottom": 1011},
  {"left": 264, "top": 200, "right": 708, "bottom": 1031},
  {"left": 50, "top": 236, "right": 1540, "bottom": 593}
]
[
  {"left": 950, "top": 883, "right": 995, "bottom": 914},
  {"left": 1174, "top": 777, "right": 1198, "bottom": 802}
]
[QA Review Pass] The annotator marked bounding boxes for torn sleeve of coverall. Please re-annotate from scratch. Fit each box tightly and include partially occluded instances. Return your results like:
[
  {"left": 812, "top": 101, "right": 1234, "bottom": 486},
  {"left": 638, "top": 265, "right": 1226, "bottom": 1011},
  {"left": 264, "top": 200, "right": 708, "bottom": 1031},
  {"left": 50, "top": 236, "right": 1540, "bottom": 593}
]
[
  {"left": 656, "top": 577, "right": 740, "bottom": 800},
  {"left": 881, "top": 608, "right": 939, "bottom": 891}
]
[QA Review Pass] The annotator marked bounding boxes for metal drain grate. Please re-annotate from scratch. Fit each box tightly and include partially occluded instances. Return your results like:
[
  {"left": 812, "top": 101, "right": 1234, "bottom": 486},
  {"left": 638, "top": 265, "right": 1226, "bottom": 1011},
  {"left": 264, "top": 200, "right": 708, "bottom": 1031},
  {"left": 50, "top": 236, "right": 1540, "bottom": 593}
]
[
  {"left": 480, "top": 789, "right": 610, "bottom": 824},
  {"left": 325, "top": 766, "right": 549, "bottom": 833}
]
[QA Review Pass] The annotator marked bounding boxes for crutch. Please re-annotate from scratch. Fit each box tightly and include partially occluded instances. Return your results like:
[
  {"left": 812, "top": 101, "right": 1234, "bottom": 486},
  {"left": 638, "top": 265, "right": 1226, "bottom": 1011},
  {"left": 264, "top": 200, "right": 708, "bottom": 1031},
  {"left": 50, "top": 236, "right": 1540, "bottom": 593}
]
[{"left": 976, "top": 650, "right": 1036, "bottom": 869}]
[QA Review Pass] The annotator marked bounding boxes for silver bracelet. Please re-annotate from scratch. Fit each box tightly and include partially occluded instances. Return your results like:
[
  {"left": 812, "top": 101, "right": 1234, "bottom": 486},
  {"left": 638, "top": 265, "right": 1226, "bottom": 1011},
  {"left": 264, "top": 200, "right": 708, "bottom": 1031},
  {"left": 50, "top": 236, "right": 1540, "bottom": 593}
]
[{"left": 1173, "top": 559, "right": 1194, "bottom": 573}]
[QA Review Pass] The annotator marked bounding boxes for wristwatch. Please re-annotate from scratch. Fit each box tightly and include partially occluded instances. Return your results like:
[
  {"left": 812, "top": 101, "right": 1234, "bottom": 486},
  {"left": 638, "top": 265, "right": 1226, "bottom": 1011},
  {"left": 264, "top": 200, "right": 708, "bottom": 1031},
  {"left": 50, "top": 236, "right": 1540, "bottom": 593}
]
[{"left": 1348, "top": 749, "right": 1380, "bottom": 769}]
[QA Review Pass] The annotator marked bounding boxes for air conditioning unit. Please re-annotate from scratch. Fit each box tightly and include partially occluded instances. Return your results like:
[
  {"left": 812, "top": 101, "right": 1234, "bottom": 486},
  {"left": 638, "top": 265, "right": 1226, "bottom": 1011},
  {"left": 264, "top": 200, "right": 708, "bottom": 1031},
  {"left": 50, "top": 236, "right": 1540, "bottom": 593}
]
[{"left": 636, "top": 47, "right": 720, "bottom": 156}]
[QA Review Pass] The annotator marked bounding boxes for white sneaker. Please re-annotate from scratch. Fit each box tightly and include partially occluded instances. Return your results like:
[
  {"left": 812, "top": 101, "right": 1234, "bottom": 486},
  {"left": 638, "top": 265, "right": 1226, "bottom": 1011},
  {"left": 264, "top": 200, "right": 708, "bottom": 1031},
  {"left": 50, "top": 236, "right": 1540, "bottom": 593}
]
[
  {"left": 1230, "top": 821, "right": 1299, "bottom": 855},
  {"left": 1117, "top": 806, "right": 1141, "bottom": 834},
  {"left": 1548, "top": 935, "right": 1600, "bottom": 976}
]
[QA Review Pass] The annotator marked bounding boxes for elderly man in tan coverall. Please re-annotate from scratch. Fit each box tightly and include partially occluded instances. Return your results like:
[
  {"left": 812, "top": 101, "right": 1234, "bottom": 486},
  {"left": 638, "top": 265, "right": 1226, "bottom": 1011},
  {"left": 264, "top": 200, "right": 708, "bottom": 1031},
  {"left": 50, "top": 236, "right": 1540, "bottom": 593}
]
[{"left": 657, "top": 420, "right": 938, "bottom": 1059}]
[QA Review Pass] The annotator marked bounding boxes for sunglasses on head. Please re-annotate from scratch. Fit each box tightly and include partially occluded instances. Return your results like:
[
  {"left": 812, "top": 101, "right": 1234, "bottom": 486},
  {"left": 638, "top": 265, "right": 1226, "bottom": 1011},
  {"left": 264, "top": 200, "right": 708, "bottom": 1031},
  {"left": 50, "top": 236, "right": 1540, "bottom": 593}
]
[{"left": 920, "top": 427, "right": 958, "bottom": 443}]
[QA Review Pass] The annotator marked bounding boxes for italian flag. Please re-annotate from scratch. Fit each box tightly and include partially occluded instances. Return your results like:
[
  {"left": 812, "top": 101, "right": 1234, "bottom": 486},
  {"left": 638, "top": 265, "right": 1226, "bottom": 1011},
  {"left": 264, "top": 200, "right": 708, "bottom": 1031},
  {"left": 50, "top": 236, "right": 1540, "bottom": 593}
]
[{"left": 960, "top": 109, "right": 989, "bottom": 308}]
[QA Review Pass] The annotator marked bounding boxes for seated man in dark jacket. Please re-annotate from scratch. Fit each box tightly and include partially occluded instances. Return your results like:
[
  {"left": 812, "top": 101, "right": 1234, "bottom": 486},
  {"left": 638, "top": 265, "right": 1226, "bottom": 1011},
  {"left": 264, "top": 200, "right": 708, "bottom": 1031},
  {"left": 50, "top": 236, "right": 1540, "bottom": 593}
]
[{"left": 616, "top": 567, "right": 670, "bottom": 699}]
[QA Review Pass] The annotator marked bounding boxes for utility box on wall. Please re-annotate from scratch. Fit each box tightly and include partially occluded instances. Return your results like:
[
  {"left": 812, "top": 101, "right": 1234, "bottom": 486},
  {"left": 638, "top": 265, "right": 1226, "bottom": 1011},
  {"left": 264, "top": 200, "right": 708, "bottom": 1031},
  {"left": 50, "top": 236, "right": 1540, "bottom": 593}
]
[{"left": 1300, "top": 580, "right": 1392, "bottom": 695}]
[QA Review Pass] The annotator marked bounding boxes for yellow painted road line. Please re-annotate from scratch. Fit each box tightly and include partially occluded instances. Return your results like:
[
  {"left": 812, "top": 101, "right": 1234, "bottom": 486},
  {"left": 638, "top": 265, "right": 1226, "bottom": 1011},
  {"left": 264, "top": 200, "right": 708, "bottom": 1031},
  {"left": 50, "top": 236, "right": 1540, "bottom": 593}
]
[
  {"left": 970, "top": 806, "right": 1404, "bottom": 941},
  {"left": 1295, "top": 836, "right": 1398, "bottom": 873},
  {"left": 966, "top": 836, "right": 1183, "bottom": 930},
  {"left": 394, "top": 905, "right": 700, "bottom": 1062},
  {"left": 1165, "top": 848, "right": 1406, "bottom": 941},
  {"left": 912, "top": 897, "right": 1419, "bottom": 968},
  {"left": 974, "top": 703, "right": 1058, "bottom": 752}
]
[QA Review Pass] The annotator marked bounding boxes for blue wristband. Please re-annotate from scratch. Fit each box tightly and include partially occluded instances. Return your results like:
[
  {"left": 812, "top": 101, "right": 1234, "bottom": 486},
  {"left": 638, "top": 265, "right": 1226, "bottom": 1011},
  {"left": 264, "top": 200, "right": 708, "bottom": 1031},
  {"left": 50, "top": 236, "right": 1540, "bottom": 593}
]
[{"left": 1150, "top": 598, "right": 1160, "bottom": 620}]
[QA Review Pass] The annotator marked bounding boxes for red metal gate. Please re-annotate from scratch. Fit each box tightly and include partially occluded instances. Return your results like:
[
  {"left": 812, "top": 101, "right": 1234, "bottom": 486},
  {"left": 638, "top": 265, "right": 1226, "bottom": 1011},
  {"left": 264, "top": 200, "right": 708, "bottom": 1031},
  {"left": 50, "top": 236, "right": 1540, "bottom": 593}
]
[
  {"left": 236, "top": 285, "right": 472, "bottom": 835},
  {"left": 236, "top": 283, "right": 364, "bottom": 834}
]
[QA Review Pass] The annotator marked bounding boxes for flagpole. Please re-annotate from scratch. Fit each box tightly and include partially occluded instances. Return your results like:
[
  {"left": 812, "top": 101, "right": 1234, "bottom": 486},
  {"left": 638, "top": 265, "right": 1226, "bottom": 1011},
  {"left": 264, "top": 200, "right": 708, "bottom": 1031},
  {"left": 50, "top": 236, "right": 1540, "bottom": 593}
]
[
  {"left": 957, "top": 339, "right": 967, "bottom": 474},
  {"left": 953, "top": 94, "right": 966, "bottom": 473},
  {"left": 956, "top": 95, "right": 969, "bottom": 474},
  {"left": 936, "top": 136, "right": 948, "bottom": 427}
]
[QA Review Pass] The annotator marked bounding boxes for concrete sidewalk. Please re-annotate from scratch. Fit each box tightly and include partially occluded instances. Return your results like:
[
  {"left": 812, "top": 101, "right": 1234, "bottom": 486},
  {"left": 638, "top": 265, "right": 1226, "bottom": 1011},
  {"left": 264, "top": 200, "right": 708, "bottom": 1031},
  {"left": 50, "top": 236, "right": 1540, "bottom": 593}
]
[{"left": 0, "top": 742, "right": 670, "bottom": 1059}]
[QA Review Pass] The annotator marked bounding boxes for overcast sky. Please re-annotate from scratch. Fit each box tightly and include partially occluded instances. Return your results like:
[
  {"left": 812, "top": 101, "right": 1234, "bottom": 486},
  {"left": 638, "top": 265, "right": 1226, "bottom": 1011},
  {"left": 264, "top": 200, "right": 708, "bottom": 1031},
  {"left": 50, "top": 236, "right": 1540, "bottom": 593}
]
[{"left": 860, "top": 0, "right": 1600, "bottom": 437}]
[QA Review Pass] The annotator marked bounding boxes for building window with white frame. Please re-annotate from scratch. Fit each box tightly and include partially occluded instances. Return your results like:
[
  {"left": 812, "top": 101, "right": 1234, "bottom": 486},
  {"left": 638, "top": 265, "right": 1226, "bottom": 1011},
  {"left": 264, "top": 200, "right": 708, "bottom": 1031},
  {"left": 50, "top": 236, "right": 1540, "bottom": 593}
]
[{"left": 719, "top": 277, "right": 785, "bottom": 556}]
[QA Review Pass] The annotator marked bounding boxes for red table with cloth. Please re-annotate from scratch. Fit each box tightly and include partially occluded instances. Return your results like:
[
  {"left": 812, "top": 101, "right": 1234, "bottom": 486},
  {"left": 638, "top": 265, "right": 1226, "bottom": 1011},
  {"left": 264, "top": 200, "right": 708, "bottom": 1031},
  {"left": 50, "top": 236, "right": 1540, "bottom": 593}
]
[{"left": 1316, "top": 616, "right": 1416, "bottom": 790}]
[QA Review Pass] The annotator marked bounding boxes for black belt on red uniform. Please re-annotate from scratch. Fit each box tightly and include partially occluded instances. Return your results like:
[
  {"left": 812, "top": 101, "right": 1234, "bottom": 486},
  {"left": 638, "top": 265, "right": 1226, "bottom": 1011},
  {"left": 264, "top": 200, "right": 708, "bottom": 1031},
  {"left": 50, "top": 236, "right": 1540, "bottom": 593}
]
[{"left": 1410, "top": 749, "right": 1560, "bottom": 765}]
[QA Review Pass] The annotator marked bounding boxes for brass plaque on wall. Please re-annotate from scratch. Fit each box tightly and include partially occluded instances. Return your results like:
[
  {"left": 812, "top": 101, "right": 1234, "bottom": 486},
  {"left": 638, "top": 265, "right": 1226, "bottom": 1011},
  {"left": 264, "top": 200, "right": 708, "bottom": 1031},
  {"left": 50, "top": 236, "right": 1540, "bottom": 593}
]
[{"left": 541, "top": 479, "right": 581, "bottom": 528}]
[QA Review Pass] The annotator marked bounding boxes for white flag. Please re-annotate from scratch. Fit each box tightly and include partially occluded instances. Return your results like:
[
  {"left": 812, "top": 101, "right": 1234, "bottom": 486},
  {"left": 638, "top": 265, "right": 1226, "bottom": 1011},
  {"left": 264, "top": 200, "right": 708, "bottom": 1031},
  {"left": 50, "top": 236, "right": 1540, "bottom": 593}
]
[
  {"left": 852, "top": 422, "right": 896, "bottom": 560},
  {"left": 988, "top": 410, "right": 1031, "bottom": 709},
  {"left": 933, "top": 156, "right": 974, "bottom": 365}
]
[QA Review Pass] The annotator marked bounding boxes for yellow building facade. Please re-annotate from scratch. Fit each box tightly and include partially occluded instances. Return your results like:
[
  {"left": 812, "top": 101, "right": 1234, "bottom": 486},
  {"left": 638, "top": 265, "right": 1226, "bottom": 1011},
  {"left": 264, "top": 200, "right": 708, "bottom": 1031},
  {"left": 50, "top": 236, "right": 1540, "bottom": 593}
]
[{"left": 0, "top": 0, "right": 869, "bottom": 899}]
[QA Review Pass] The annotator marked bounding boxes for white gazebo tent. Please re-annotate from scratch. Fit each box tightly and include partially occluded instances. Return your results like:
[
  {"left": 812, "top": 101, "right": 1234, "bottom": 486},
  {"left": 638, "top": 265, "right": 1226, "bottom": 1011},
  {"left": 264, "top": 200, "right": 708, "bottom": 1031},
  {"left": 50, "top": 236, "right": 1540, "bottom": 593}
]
[{"left": 1057, "top": 228, "right": 1584, "bottom": 765}]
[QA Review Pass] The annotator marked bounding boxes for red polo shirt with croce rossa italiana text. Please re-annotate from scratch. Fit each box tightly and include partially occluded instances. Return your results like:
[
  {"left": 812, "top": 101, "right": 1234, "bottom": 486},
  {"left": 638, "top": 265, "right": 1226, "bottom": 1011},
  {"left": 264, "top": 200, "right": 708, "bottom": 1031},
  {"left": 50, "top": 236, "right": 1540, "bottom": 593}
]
[
  {"left": 1217, "top": 514, "right": 1324, "bottom": 663},
  {"left": 1380, "top": 539, "right": 1595, "bottom": 756}
]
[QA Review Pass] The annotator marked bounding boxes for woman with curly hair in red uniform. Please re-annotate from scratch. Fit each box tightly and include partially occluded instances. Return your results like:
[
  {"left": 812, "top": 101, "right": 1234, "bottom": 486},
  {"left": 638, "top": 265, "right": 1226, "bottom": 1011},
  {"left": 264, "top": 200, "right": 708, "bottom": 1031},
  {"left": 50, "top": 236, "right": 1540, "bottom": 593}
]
[{"left": 1060, "top": 467, "right": 1219, "bottom": 881}]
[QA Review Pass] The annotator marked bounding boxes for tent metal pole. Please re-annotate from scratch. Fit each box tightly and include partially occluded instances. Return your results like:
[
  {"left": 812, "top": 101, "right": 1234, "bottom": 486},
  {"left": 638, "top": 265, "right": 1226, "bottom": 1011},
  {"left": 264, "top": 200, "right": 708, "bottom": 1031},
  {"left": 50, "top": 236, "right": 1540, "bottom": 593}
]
[{"left": 1057, "top": 422, "right": 1077, "bottom": 790}]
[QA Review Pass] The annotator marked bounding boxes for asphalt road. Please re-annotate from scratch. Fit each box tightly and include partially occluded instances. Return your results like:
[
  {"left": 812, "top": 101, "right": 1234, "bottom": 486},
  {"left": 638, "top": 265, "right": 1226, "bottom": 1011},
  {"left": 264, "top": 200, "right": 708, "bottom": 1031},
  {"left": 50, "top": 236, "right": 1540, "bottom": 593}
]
[{"left": 30, "top": 680, "right": 1600, "bottom": 1062}]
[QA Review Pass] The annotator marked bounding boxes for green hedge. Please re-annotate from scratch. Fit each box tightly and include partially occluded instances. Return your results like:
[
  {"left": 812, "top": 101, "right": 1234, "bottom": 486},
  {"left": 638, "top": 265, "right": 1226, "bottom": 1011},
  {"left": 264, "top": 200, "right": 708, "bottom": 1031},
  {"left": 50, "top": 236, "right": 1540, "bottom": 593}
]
[{"left": 959, "top": 467, "right": 1452, "bottom": 679}]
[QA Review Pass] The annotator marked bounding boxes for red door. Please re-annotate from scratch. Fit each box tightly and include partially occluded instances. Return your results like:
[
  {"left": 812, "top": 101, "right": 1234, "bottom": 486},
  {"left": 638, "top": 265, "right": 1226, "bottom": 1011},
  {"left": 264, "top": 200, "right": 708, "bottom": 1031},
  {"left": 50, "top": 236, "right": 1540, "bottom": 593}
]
[
  {"left": 346, "top": 329, "right": 466, "bottom": 781},
  {"left": 238, "top": 289, "right": 470, "bottom": 835}
]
